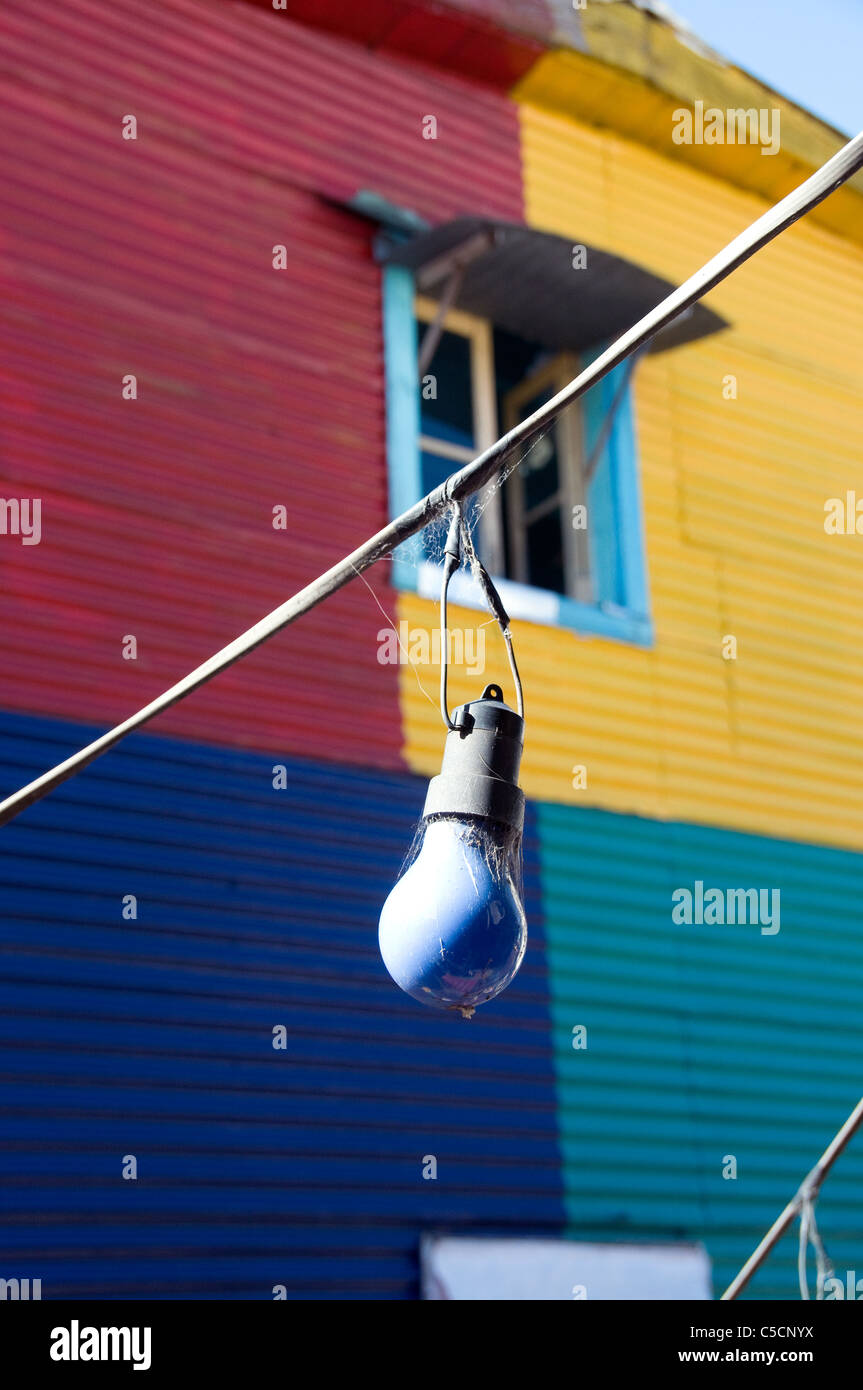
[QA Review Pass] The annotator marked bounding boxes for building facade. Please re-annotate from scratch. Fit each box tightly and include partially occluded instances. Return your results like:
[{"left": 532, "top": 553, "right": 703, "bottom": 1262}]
[{"left": 1, "top": 0, "right": 862, "bottom": 1298}]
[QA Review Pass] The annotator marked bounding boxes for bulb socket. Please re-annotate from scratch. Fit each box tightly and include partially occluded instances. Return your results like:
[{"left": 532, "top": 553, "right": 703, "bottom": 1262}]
[{"left": 423, "top": 684, "right": 525, "bottom": 832}]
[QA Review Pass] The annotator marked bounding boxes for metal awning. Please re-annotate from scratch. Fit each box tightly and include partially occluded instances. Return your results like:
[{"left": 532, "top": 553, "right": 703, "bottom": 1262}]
[{"left": 378, "top": 215, "right": 727, "bottom": 353}]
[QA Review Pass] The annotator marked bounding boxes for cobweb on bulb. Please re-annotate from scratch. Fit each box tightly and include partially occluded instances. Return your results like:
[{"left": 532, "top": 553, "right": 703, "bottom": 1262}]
[
  {"left": 381, "top": 431, "right": 536, "bottom": 1019},
  {"left": 398, "top": 813, "right": 524, "bottom": 905},
  {"left": 399, "top": 812, "right": 522, "bottom": 886},
  {"left": 394, "top": 813, "right": 525, "bottom": 1019}
]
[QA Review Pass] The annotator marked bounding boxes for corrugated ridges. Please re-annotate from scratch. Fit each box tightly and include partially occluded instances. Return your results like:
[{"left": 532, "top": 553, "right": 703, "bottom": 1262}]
[
  {"left": 0, "top": 0, "right": 523, "bottom": 765},
  {"left": 538, "top": 799, "right": 863, "bottom": 1299},
  {"left": 0, "top": 711, "right": 561, "bottom": 1299},
  {"left": 245, "top": 0, "right": 550, "bottom": 89},
  {"left": 1, "top": 0, "right": 524, "bottom": 225},
  {"left": 514, "top": 13, "right": 863, "bottom": 246},
  {"left": 390, "top": 97, "right": 863, "bottom": 852},
  {"left": 0, "top": 75, "right": 403, "bottom": 763}
]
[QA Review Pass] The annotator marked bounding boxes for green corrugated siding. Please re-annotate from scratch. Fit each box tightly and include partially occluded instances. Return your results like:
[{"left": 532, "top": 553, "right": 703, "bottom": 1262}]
[{"left": 538, "top": 801, "right": 863, "bottom": 1299}]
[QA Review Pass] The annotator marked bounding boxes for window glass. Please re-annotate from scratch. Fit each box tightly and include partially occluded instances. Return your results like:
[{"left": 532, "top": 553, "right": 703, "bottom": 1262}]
[
  {"left": 383, "top": 269, "right": 648, "bottom": 641},
  {"left": 419, "top": 449, "right": 480, "bottom": 533},
  {"left": 521, "top": 418, "right": 559, "bottom": 512},
  {"left": 525, "top": 506, "right": 566, "bottom": 595},
  {"left": 418, "top": 328, "right": 474, "bottom": 449},
  {"left": 414, "top": 309, "right": 590, "bottom": 603}
]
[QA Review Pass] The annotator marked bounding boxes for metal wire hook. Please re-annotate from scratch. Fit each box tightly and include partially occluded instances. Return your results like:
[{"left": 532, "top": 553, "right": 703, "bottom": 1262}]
[
  {"left": 439, "top": 503, "right": 524, "bottom": 730},
  {"left": 439, "top": 505, "right": 462, "bottom": 731}
]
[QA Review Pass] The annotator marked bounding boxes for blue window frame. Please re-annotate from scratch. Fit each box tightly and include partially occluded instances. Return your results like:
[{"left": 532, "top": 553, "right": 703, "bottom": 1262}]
[{"left": 382, "top": 263, "right": 653, "bottom": 646}]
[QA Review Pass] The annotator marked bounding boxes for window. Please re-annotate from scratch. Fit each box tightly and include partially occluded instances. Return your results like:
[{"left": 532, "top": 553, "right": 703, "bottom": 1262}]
[
  {"left": 383, "top": 262, "right": 652, "bottom": 645},
  {"left": 415, "top": 298, "right": 498, "bottom": 566},
  {"left": 501, "top": 352, "right": 591, "bottom": 602},
  {"left": 415, "top": 296, "right": 591, "bottom": 604}
]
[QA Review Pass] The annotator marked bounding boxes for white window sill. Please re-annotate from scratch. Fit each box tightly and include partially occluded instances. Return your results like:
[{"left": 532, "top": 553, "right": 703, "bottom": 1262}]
[{"left": 409, "top": 560, "right": 653, "bottom": 647}]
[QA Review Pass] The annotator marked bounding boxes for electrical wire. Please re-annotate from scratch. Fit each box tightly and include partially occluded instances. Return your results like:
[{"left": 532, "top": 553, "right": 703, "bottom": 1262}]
[
  {"left": 1, "top": 129, "right": 862, "bottom": 826},
  {"left": 439, "top": 502, "right": 525, "bottom": 729},
  {"left": 722, "top": 1093, "right": 863, "bottom": 1300},
  {"left": 456, "top": 508, "right": 524, "bottom": 720},
  {"left": 797, "top": 1187, "right": 833, "bottom": 1301},
  {"left": 439, "top": 506, "right": 462, "bottom": 730}
]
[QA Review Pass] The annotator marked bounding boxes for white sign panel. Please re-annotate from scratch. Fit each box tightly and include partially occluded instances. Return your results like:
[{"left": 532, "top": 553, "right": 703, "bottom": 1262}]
[{"left": 422, "top": 1235, "right": 712, "bottom": 1300}]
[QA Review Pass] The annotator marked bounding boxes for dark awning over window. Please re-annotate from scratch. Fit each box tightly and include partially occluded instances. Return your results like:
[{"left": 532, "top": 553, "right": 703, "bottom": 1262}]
[{"left": 379, "top": 214, "right": 727, "bottom": 354}]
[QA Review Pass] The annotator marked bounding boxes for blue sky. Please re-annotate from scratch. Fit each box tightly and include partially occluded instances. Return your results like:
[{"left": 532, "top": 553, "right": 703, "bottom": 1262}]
[{"left": 668, "top": 0, "right": 862, "bottom": 137}]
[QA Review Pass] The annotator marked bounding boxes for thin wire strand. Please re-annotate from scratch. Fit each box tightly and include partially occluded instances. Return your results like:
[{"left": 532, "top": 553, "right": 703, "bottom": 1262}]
[
  {"left": 722, "top": 1093, "right": 863, "bottom": 1300},
  {"left": 2, "top": 128, "right": 862, "bottom": 826},
  {"left": 810, "top": 1201, "right": 835, "bottom": 1299},
  {"left": 348, "top": 560, "right": 439, "bottom": 717},
  {"left": 458, "top": 512, "right": 524, "bottom": 718},
  {"left": 798, "top": 1188, "right": 834, "bottom": 1301},
  {"left": 502, "top": 629, "right": 524, "bottom": 719},
  {"left": 439, "top": 505, "right": 462, "bottom": 730},
  {"left": 797, "top": 1199, "right": 812, "bottom": 1301}
]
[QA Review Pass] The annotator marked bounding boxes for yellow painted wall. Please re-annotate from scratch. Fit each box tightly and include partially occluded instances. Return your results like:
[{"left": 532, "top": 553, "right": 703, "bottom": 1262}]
[
  {"left": 397, "top": 74, "right": 863, "bottom": 854},
  {"left": 516, "top": 43, "right": 863, "bottom": 246}
]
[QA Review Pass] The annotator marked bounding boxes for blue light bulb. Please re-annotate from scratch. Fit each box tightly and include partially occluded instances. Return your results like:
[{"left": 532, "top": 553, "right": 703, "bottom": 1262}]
[
  {"left": 378, "top": 683, "right": 528, "bottom": 1017},
  {"left": 379, "top": 816, "right": 527, "bottom": 1015}
]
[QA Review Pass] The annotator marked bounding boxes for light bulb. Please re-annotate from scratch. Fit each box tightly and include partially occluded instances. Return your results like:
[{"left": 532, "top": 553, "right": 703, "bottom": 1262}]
[
  {"left": 378, "top": 684, "right": 527, "bottom": 1017},
  {"left": 379, "top": 816, "right": 526, "bottom": 1014}
]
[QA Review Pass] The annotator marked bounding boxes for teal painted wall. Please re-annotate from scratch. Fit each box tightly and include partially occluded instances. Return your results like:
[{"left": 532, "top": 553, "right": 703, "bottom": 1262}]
[{"left": 537, "top": 800, "right": 863, "bottom": 1299}]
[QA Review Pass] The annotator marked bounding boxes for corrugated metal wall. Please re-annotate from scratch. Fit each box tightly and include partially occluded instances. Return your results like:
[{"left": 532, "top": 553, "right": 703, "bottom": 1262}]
[
  {"left": 0, "top": 0, "right": 558, "bottom": 1299},
  {"left": 0, "top": 0, "right": 522, "bottom": 764},
  {"left": 527, "top": 5, "right": 863, "bottom": 248},
  {"left": 0, "top": 710, "right": 561, "bottom": 1298},
  {"left": 251, "top": 0, "right": 549, "bottom": 89},
  {"left": 2, "top": 0, "right": 862, "bottom": 1301},
  {"left": 538, "top": 800, "right": 863, "bottom": 1300},
  {"left": 401, "top": 74, "right": 863, "bottom": 852},
  {"left": 1, "top": 0, "right": 524, "bottom": 223},
  {"left": 0, "top": 49, "right": 399, "bottom": 765},
  {"left": 392, "top": 42, "right": 863, "bottom": 1299}
]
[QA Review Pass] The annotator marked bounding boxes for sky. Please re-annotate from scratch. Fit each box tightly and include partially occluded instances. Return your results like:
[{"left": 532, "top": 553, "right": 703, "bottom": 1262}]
[{"left": 667, "top": 0, "right": 862, "bottom": 137}]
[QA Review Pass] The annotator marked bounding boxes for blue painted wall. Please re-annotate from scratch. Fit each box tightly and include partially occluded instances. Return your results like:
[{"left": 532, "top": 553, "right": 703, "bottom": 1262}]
[
  {"left": 5, "top": 712, "right": 862, "bottom": 1301},
  {"left": 0, "top": 711, "right": 563, "bottom": 1299}
]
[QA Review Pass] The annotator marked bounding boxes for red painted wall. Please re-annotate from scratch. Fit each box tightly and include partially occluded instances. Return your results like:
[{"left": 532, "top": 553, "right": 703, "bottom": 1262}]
[
  {"left": 0, "top": 0, "right": 523, "bottom": 766},
  {"left": 240, "top": 0, "right": 549, "bottom": 90}
]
